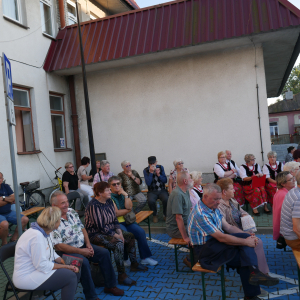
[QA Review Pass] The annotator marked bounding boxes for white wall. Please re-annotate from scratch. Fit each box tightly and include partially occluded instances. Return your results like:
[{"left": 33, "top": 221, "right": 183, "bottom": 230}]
[{"left": 74, "top": 45, "right": 272, "bottom": 177}]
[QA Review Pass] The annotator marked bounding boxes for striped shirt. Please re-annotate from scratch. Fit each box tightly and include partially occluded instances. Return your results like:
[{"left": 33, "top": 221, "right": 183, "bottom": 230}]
[
  {"left": 188, "top": 200, "right": 223, "bottom": 245},
  {"left": 280, "top": 187, "right": 300, "bottom": 240}
]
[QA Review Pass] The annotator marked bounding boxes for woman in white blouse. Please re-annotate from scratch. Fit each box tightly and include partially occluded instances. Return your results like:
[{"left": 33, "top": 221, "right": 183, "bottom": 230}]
[
  {"left": 13, "top": 207, "right": 79, "bottom": 299},
  {"left": 189, "top": 171, "right": 203, "bottom": 209}
]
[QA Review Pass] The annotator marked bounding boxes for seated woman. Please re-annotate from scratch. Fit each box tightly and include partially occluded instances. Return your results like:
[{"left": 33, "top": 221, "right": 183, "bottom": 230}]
[
  {"left": 283, "top": 161, "right": 300, "bottom": 187},
  {"left": 189, "top": 171, "right": 203, "bottom": 209},
  {"left": 85, "top": 182, "right": 147, "bottom": 286},
  {"left": 13, "top": 207, "right": 79, "bottom": 300},
  {"left": 285, "top": 146, "right": 295, "bottom": 163},
  {"left": 217, "top": 178, "right": 269, "bottom": 275},
  {"left": 213, "top": 151, "right": 244, "bottom": 206},
  {"left": 77, "top": 156, "right": 94, "bottom": 201},
  {"left": 239, "top": 154, "right": 268, "bottom": 216},
  {"left": 109, "top": 176, "right": 158, "bottom": 266},
  {"left": 168, "top": 159, "right": 189, "bottom": 194},
  {"left": 273, "top": 171, "right": 295, "bottom": 241},
  {"left": 93, "top": 160, "right": 114, "bottom": 185},
  {"left": 263, "top": 151, "right": 283, "bottom": 207}
]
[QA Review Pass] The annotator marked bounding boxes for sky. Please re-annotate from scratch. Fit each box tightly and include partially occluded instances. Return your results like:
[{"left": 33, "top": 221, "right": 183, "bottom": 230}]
[{"left": 136, "top": 0, "right": 300, "bottom": 105}]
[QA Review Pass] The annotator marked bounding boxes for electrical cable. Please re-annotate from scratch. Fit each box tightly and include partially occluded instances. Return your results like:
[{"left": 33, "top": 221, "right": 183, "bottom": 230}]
[
  {"left": 35, "top": 153, "right": 55, "bottom": 184},
  {"left": 40, "top": 151, "right": 63, "bottom": 175}
]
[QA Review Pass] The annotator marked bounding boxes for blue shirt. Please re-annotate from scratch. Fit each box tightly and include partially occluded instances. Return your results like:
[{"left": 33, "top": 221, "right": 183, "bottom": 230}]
[
  {"left": 0, "top": 183, "right": 14, "bottom": 214},
  {"left": 188, "top": 200, "right": 223, "bottom": 245}
]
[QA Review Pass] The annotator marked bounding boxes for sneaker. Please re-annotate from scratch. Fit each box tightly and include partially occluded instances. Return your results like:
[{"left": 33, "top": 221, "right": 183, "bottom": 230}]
[
  {"left": 104, "top": 286, "right": 124, "bottom": 296},
  {"left": 249, "top": 271, "right": 279, "bottom": 286},
  {"left": 141, "top": 257, "right": 158, "bottom": 266},
  {"left": 124, "top": 259, "right": 131, "bottom": 267},
  {"left": 153, "top": 216, "right": 158, "bottom": 223}
]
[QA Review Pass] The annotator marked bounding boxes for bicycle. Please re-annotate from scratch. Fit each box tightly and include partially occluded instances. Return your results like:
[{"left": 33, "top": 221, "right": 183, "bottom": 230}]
[
  {"left": 19, "top": 180, "right": 45, "bottom": 210},
  {"left": 47, "top": 167, "right": 63, "bottom": 206}
]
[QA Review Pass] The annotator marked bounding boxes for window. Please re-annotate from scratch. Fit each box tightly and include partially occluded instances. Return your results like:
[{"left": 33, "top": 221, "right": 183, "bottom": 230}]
[
  {"left": 270, "top": 122, "right": 279, "bottom": 136},
  {"left": 40, "top": 0, "right": 53, "bottom": 36},
  {"left": 90, "top": 13, "right": 98, "bottom": 20},
  {"left": 67, "top": 0, "right": 77, "bottom": 25},
  {"left": 3, "top": 0, "right": 20, "bottom": 21},
  {"left": 13, "top": 87, "right": 35, "bottom": 153},
  {"left": 50, "top": 94, "right": 66, "bottom": 149}
]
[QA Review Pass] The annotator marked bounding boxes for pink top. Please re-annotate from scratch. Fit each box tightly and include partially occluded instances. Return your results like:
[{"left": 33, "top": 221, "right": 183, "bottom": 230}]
[{"left": 273, "top": 188, "right": 288, "bottom": 240}]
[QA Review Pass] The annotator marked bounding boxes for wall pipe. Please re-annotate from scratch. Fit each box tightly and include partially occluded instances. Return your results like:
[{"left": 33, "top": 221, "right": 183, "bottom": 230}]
[
  {"left": 256, "top": 84, "right": 264, "bottom": 163},
  {"left": 58, "top": 0, "right": 66, "bottom": 28}
]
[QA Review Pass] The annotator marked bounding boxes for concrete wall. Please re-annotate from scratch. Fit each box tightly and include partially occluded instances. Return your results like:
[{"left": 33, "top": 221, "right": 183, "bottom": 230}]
[
  {"left": 271, "top": 144, "right": 298, "bottom": 162},
  {"left": 74, "top": 45, "right": 272, "bottom": 177}
]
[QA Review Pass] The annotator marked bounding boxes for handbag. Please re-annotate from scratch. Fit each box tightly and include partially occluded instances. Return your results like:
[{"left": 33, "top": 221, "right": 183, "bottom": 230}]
[
  {"left": 124, "top": 210, "right": 136, "bottom": 225},
  {"left": 276, "top": 236, "right": 287, "bottom": 249},
  {"left": 241, "top": 215, "right": 257, "bottom": 233}
]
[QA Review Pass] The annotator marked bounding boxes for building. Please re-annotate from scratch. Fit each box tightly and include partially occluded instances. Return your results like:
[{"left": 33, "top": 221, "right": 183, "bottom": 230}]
[
  {"left": 44, "top": 0, "right": 300, "bottom": 176},
  {"left": 0, "top": 0, "right": 136, "bottom": 197}
]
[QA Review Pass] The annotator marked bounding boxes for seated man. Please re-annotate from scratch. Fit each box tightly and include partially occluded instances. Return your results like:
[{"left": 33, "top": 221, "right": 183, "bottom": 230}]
[
  {"left": 188, "top": 184, "right": 279, "bottom": 300},
  {"left": 50, "top": 191, "right": 124, "bottom": 299},
  {"left": 280, "top": 171, "right": 300, "bottom": 249},
  {"left": 62, "top": 162, "right": 89, "bottom": 212},
  {"left": 143, "top": 156, "right": 168, "bottom": 223},
  {"left": 118, "top": 160, "right": 146, "bottom": 213},
  {"left": 0, "top": 172, "right": 28, "bottom": 245}
]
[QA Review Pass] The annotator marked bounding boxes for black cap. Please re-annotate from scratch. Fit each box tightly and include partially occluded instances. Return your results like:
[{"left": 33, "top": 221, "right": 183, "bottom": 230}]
[{"left": 148, "top": 156, "right": 156, "bottom": 164}]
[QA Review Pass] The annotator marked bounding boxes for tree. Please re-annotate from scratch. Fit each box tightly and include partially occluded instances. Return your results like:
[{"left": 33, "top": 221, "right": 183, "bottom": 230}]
[{"left": 281, "top": 63, "right": 300, "bottom": 98}]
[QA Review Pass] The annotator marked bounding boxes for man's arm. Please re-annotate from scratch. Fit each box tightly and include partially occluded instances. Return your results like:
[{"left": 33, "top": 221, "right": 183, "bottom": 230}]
[
  {"left": 210, "top": 230, "right": 257, "bottom": 247},
  {"left": 143, "top": 169, "right": 153, "bottom": 186},
  {"left": 54, "top": 243, "right": 82, "bottom": 254},
  {"left": 175, "top": 214, "right": 191, "bottom": 245},
  {"left": 0, "top": 193, "right": 15, "bottom": 207},
  {"left": 63, "top": 182, "right": 70, "bottom": 194},
  {"left": 158, "top": 166, "right": 167, "bottom": 184},
  {"left": 292, "top": 218, "right": 300, "bottom": 239}
]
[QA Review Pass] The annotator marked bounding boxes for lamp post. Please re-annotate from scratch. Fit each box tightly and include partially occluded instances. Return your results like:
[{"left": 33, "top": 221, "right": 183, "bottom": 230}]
[{"left": 75, "top": 0, "right": 96, "bottom": 174}]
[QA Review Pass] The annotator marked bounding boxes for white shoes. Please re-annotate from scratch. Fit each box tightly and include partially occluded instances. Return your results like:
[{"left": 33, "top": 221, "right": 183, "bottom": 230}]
[
  {"left": 141, "top": 257, "right": 158, "bottom": 266},
  {"left": 124, "top": 259, "right": 131, "bottom": 267}
]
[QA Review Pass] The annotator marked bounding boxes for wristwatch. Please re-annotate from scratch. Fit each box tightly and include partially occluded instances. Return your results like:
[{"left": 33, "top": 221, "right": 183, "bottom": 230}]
[{"left": 2, "top": 196, "right": 6, "bottom": 202}]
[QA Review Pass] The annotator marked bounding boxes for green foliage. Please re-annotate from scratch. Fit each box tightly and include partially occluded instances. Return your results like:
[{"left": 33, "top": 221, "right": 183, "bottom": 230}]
[{"left": 282, "top": 63, "right": 300, "bottom": 98}]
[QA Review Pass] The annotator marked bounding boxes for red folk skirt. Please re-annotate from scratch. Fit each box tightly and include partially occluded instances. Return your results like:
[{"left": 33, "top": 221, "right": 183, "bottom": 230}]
[
  {"left": 233, "top": 182, "right": 244, "bottom": 206},
  {"left": 265, "top": 182, "right": 277, "bottom": 206},
  {"left": 242, "top": 184, "right": 267, "bottom": 209}
]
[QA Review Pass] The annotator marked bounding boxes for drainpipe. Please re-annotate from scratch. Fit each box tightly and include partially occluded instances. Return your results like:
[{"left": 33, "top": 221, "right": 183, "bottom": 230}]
[
  {"left": 256, "top": 84, "right": 264, "bottom": 163},
  {"left": 58, "top": 0, "right": 66, "bottom": 28},
  {"left": 68, "top": 76, "right": 81, "bottom": 168}
]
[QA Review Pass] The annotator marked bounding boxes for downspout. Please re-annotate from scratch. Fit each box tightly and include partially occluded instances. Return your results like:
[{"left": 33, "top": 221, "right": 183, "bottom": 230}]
[
  {"left": 256, "top": 83, "right": 264, "bottom": 163},
  {"left": 58, "top": 0, "right": 66, "bottom": 28},
  {"left": 68, "top": 76, "right": 81, "bottom": 168}
]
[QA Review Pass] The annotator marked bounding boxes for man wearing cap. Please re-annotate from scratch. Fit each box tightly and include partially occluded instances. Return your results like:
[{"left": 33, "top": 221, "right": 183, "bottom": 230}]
[{"left": 143, "top": 156, "right": 168, "bottom": 223}]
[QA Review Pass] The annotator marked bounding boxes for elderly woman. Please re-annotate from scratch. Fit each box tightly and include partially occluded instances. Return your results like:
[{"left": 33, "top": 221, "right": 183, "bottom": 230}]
[
  {"left": 77, "top": 156, "right": 94, "bottom": 200},
  {"left": 239, "top": 154, "right": 268, "bottom": 216},
  {"left": 13, "top": 207, "right": 79, "bottom": 300},
  {"left": 189, "top": 171, "right": 203, "bottom": 209},
  {"left": 168, "top": 159, "right": 189, "bottom": 194},
  {"left": 263, "top": 151, "right": 283, "bottom": 206},
  {"left": 285, "top": 146, "right": 296, "bottom": 163},
  {"left": 85, "top": 182, "right": 147, "bottom": 286},
  {"left": 93, "top": 160, "right": 114, "bottom": 185},
  {"left": 217, "top": 178, "right": 269, "bottom": 275},
  {"left": 118, "top": 160, "right": 147, "bottom": 213},
  {"left": 273, "top": 171, "right": 295, "bottom": 240},
  {"left": 213, "top": 151, "right": 244, "bottom": 206},
  {"left": 283, "top": 161, "right": 300, "bottom": 188}
]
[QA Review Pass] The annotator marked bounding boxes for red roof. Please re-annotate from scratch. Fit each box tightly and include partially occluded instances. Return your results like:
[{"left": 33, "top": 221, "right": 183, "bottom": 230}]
[{"left": 44, "top": 0, "right": 300, "bottom": 73}]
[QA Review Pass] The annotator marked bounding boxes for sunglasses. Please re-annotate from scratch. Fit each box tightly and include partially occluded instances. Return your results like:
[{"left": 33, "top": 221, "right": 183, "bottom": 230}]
[
  {"left": 111, "top": 182, "right": 121, "bottom": 186},
  {"left": 125, "top": 164, "right": 131, "bottom": 168}
]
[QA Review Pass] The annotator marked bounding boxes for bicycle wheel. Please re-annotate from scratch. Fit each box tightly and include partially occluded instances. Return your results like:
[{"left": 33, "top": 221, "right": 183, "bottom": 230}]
[
  {"left": 48, "top": 187, "right": 60, "bottom": 206},
  {"left": 27, "top": 191, "right": 45, "bottom": 208}
]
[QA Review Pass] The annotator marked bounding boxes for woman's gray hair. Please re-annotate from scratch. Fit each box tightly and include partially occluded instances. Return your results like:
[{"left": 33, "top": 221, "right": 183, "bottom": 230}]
[
  {"left": 276, "top": 171, "right": 290, "bottom": 189},
  {"left": 244, "top": 154, "right": 255, "bottom": 163},
  {"left": 100, "top": 160, "right": 110, "bottom": 168},
  {"left": 283, "top": 161, "right": 300, "bottom": 173},
  {"left": 190, "top": 171, "right": 202, "bottom": 181},
  {"left": 173, "top": 159, "right": 183, "bottom": 167},
  {"left": 267, "top": 151, "right": 277, "bottom": 159},
  {"left": 121, "top": 160, "right": 130, "bottom": 168}
]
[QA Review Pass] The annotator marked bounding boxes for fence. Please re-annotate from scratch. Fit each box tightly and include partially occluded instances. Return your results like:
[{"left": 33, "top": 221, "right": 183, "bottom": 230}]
[{"left": 271, "top": 134, "right": 300, "bottom": 145}]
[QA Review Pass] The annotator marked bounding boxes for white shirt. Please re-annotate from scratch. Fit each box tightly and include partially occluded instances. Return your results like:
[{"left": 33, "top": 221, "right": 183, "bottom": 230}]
[
  {"left": 263, "top": 161, "right": 280, "bottom": 179},
  {"left": 190, "top": 186, "right": 202, "bottom": 209},
  {"left": 213, "top": 162, "right": 237, "bottom": 178},
  {"left": 226, "top": 159, "right": 240, "bottom": 177},
  {"left": 239, "top": 164, "right": 262, "bottom": 180},
  {"left": 13, "top": 228, "right": 59, "bottom": 290}
]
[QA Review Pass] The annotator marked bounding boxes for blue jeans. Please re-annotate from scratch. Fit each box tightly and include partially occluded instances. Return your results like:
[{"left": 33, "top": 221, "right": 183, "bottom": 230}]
[
  {"left": 119, "top": 223, "right": 152, "bottom": 260},
  {"left": 58, "top": 243, "right": 116, "bottom": 300}
]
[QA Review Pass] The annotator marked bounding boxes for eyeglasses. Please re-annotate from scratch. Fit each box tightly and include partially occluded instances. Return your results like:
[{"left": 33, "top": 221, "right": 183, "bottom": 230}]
[
  {"left": 111, "top": 182, "right": 121, "bottom": 186},
  {"left": 125, "top": 164, "right": 131, "bottom": 168},
  {"left": 68, "top": 166, "right": 74, "bottom": 169},
  {"left": 219, "top": 156, "right": 226, "bottom": 159},
  {"left": 287, "top": 177, "right": 296, "bottom": 182},
  {"left": 250, "top": 158, "right": 256, "bottom": 161},
  {"left": 177, "top": 162, "right": 184, "bottom": 165}
]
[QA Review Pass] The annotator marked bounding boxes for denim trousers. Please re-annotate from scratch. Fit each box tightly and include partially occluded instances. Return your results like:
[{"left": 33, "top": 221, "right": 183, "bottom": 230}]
[
  {"left": 58, "top": 243, "right": 116, "bottom": 300},
  {"left": 119, "top": 222, "right": 152, "bottom": 260},
  {"left": 147, "top": 189, "right": 169, "bottom": 216}
]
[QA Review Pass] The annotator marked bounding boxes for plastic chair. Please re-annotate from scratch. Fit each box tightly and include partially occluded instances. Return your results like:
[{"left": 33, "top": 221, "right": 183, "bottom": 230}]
[{"left": 0, "top": 242, "right": 57, "bottom": 300}]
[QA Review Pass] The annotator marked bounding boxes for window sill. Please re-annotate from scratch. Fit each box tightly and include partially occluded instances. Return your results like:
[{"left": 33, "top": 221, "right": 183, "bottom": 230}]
[
  {"left": 42, "top": 32, "right": 56, "bottom": 41},
  {"left": 3, "top": 15, "right": 29, "bottom": 29},
  {"left": 17, "top": 150, "right": 41, "bottom": 155},
  {"left": 54, "top": 148, "right": 73, "bottom": 152}
]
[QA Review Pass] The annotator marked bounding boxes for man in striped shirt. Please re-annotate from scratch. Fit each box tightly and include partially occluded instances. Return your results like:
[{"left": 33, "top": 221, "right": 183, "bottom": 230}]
[{"left": 188, "top": 184, "right": 278, "bottom": 300}]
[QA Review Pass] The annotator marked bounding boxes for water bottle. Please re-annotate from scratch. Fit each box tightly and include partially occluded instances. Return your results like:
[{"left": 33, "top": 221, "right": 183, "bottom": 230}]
[{"left": 157, "top": 202, "right": 160, "bottom": 213}]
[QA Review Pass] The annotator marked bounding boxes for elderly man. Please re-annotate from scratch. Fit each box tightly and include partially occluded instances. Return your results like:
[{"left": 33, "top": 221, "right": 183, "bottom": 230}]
[
  {"left": 62, "top": 162, "right": 89, "bottom": 212},
  {"left": 118, "top": 161, "right": 146, "bottom": 213},
  {"left": 225, "top": 150, "right": 240, "bottom": 177},
  {"left": 0, "top": 172, "right": 28, "bottom": 245},
  {"left": 93, "top": 160, "right": 114, "bottom": 185},
  {"left": 188, "top": 184, "right": 278, "bottom": 300},
  {"left": 143, "top": 156, "right": 169, "bottom": 223},
  {"left": 50, "top": 191, "right": 124, "bottom": 299}
]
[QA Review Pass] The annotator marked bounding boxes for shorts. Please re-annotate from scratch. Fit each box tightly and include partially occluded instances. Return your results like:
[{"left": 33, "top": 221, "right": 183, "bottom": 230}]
[{"left": 0, "top": 210, "right": 24, "bottom": 224}]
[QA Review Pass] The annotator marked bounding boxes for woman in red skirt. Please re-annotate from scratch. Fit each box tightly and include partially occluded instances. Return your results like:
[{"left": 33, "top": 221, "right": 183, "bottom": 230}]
[
  {"left": 263, "top": 151, "right": 282, "bottom": 208},
  {"left": 239, "top": 154, "right": 268, "bottom": 216},
  {"left": 213, "top": 151, "right": 244, "bottom": 206}
]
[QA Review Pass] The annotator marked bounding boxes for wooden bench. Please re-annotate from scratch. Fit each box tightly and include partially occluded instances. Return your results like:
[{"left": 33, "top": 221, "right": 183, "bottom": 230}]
[
  {"left": 22, "top": 207, "right": 45, "bottom": 229},
  {"left": 168, "top": 238, "right": 194, "bottom": 273},
  {"left": 192, "top": 262, "right": 226, "bottom": 300},
  {"left": 136, "top": 211, "right": 153, "bottom": 240},
  {"left": 292, "top": 249, "right": 300, "bottom": 292}
]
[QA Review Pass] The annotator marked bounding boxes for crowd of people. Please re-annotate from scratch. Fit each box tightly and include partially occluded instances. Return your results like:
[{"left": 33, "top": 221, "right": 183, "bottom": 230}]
[{"left": 2, "top": 149, "right": 300, "bottom": 299}]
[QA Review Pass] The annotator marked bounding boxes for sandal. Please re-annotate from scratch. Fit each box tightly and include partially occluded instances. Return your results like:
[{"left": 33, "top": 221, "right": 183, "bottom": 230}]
[
  {"left": 264, "top": 209, "right": 272, "bottom": 215},
  {"left": 253, "top": 211, "right": 260, "bottom": 216}
]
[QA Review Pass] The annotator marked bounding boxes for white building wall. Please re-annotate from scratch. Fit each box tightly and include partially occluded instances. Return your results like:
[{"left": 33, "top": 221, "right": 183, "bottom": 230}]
[{"left": 74, "top": 45, "right": 272, "bottom": 176}]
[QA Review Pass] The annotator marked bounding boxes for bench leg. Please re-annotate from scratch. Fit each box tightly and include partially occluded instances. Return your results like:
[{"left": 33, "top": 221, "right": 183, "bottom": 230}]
[
  {"left": 174, "top": 245, "right": 179, "bottom": 272},
  {"left": 220, "top": 265, "right": 226, "bottom": 300},
  {"left": 201, "top": 272, "right": 206, "bottom": 300},
  {"left": 297, "top": 264, "right": 300, "bottom": 293},
  {"left": 147, "top": 216, "right": 151, "bottom": 240}
]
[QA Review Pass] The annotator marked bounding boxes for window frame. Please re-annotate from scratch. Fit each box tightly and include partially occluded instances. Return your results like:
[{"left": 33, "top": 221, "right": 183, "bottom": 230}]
[
  {"left": 67, "top": 0, "right": 77, "bottom": 25},
  {"left": 50, "top": 92, "right": 67, "bottom": 150},
  {"left": 269, "top": 122, "right": 279, "bottom": 136},
  {"left": 40, "top": 0, "right": 54, "bottom": 37},
  {"left": 13, "top": 86, "right": 37, "bottom": 154},
  {"left": 3, "top": 0, "right": 21, "bottom": 23}
]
